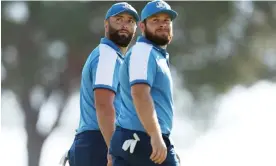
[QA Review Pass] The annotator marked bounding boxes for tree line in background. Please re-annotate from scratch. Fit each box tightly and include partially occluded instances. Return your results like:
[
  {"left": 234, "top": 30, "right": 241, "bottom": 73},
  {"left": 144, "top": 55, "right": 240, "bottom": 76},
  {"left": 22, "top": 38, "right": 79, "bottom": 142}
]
[{"left": 1, "top": 1, "right": 276, "bottom": 166}]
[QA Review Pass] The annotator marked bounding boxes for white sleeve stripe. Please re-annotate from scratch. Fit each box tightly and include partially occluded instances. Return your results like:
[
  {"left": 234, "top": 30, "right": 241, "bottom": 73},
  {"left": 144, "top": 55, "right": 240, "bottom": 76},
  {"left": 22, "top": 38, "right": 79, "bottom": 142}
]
[
  {"left": 95, "top": 44, "right": 118, "bottom": 86},
  {"left": 129, "top": 43, "right": 153, "bottom": 82}
]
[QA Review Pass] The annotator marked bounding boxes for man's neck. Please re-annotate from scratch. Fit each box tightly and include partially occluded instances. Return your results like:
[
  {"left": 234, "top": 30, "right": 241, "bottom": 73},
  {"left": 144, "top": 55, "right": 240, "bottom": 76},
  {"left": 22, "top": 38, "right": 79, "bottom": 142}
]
[
  {"left": 119, "top": 47, "right": 128, "bottom": 55},
  {"left": 105, "top": 35, "right": 127, "bottom": 55},
  {"left": 160, "top": 45, "right": 167, "bottom": 49},
  {"left": 141, "top": 34, "right": 167, "bottom": 49}
]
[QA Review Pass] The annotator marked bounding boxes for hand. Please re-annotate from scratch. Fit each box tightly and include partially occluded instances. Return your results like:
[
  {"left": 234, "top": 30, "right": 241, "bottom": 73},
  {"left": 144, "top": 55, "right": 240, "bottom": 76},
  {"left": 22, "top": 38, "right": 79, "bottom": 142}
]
[
  {"left": 150, "top": 133, "right": 167, "bottom": 164},
  {"left": 107, "top": 154, "right": 112, "bottom": 166}
]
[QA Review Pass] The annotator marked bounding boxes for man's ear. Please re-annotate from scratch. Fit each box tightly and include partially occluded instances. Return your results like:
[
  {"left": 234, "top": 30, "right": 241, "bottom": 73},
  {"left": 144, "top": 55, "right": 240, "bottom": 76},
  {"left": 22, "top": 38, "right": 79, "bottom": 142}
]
[
  {"left": 139, "top": 21, "right": 145, "bottom": 33},
  {"left": 104, "top": 19, "right": 108, "bottom": 32}
]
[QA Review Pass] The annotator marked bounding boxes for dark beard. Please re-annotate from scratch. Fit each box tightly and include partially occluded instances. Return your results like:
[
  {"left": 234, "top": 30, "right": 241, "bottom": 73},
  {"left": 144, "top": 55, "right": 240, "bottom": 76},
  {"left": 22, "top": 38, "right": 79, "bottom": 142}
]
[
  {"left": 108, "top": 24, "right": 133, "bottom": 47},
  {"left": 144, "top": 26, "right": 172, "bottom": 46}
]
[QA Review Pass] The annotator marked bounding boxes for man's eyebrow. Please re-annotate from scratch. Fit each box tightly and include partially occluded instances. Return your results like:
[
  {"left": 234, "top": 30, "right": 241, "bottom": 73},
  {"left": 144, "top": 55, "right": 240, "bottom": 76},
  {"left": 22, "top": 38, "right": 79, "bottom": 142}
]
[
  {"left": 115, "top": 15, "right": 134, "bottom": 20},
  {"left": 149, "top": 14, "right": 171, "bottom": 20},
  {"left": 114, "top": 15, "right": 123, "bottom": 18}
]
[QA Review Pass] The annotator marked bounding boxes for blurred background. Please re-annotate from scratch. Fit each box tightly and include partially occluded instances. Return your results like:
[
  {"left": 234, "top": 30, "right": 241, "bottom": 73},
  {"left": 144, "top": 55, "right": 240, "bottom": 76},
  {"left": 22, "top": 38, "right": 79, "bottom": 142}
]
[{"left": 1, "top": 1, "right": 276, "bottom": 166}]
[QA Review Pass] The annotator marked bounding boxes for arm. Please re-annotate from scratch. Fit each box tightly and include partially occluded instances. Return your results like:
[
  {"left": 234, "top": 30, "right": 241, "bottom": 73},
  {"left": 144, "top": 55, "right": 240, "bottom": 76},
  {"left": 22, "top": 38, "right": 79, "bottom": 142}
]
[
  {"left": 129, "top": 43, "right": 161, "bottom": 137},
  {"left": 131, "top": 84, "right": 161, "bottom": 137},
  {"left": 92, "top": 45, "right": 119, "bottom": 148},
  {"left": 94, "top": 88, "right": 115, "bottom": 148},
  {"left": 129, "top": 44, "right": 166, "bottom": 164}
]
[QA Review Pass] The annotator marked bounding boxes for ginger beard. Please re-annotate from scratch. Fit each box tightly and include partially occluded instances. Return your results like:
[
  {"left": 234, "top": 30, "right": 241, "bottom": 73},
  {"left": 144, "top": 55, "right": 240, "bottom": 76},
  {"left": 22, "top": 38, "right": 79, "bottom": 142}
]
[{"left": 144, "top": 21, "right": 173, "bottom": 46}]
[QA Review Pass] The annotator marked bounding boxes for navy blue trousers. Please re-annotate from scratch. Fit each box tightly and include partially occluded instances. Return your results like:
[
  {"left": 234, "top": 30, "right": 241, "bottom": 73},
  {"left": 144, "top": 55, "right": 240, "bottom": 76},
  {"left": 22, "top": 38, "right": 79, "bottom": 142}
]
[
  {"left": 68, "top": 130, "right": 107, "bottom": 166},
  {"left": 110, "top": 126, "right": 180, "bottom": 166}
]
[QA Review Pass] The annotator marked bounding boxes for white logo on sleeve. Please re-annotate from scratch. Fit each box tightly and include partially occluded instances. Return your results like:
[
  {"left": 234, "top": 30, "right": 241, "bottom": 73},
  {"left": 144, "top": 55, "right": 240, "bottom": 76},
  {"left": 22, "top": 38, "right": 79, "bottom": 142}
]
[{"left": 122, "top": 133, "right": 140, "bottom": 154}]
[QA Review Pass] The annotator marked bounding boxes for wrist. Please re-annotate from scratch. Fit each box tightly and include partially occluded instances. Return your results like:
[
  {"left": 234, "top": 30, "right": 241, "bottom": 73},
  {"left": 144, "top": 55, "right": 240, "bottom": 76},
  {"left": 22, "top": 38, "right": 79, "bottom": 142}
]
[{"left": 149, "top": 129, "right": 162, "bottom": 138}]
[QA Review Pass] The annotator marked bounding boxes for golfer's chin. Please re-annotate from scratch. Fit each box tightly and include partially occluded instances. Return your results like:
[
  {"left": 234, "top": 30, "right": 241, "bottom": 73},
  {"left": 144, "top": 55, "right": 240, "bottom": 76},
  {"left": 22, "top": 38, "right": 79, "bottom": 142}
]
[
  {"left": 118, "top": 33, "right": 129, "bottom": 38},
  {"left": 155, "top": 34, "right": 169, "bottom": 40}
]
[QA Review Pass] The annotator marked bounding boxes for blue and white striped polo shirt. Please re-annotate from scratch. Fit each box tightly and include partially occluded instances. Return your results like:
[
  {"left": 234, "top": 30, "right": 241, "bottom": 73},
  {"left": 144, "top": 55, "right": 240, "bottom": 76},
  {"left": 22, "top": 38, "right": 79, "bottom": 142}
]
[
  {"left": 116, "top": 36, "right": 174, "bottom": 135},
  {"left": 77, "top": 37, "right": 123, "bottom": 134}
]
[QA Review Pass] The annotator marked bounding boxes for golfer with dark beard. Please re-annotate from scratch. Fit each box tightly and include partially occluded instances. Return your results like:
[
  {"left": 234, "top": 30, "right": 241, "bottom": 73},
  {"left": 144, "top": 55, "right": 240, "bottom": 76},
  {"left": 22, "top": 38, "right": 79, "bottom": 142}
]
[
  {"left": 66, "top": 2, "right": 139, "bottom": 166},
  {"left": 109, "top": 0, "right": 180, "bottom": 166}
]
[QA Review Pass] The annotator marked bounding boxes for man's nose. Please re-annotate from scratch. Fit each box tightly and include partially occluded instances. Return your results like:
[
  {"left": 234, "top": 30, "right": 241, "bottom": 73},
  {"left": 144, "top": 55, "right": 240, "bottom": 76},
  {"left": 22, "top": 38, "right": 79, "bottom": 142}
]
[
  {"left": 121, "top": 23, "right": 130, "bottom": 30},
  {"left": 159, "top": 21, "right": 169, "bottom": 28},
  {"left": 161, "top": 24, "right": 167, "bottom": 28}
]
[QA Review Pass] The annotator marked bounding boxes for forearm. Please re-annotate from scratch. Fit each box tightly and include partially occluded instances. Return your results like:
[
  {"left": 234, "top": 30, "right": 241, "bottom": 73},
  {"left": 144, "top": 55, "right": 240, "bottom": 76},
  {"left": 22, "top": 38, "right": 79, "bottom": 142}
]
[
  {"left": 96, "top": 104, "right": 115, "bottom": 148},
  {"left": 132, "top": 92, "right": 161, "bottom": 137}
]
